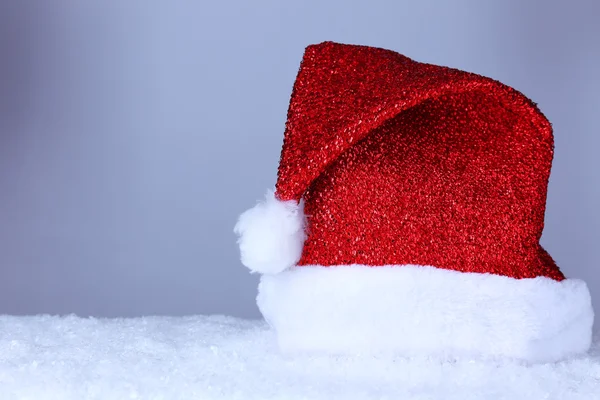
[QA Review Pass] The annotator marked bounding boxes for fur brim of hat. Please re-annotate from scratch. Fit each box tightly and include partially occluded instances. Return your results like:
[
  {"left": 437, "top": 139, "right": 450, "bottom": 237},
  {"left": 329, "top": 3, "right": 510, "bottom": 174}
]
[{"left": 257, "top": 265, "right": 594, "bottom": 363}]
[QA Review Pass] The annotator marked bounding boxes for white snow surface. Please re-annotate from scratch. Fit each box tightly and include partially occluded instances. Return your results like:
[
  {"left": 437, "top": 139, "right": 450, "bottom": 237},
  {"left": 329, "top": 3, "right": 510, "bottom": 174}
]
[{"left": 1, "top": 314, "right": 599, "bottom": 400}]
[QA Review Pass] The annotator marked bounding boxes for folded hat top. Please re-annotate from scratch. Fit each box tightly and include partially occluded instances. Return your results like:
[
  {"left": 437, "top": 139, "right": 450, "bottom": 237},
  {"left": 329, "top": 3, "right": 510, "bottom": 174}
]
[{"left": 276, "top": 41, "right": 552, "bottom": 202}]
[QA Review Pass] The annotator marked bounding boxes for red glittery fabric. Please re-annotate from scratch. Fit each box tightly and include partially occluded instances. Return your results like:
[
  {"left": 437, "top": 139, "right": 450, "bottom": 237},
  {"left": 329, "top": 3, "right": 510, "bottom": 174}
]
[{"left": 275, "top": 41, "right": 564, "bottom": 281}]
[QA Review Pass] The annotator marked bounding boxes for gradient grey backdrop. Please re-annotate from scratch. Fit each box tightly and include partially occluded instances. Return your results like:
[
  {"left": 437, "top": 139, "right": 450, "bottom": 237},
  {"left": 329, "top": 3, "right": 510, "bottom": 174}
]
[{"left": 1, "top": 1, "right": 598, "bottom": 329}]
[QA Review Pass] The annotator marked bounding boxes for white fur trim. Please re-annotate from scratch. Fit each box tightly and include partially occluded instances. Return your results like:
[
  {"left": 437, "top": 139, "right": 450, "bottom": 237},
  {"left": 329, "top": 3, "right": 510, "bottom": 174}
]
[
  {"left": 257, "top": 265, "right": 594, "bottom": 363},
  {"left": 234, "top": 190, "right": 306, "bottom": 274}
]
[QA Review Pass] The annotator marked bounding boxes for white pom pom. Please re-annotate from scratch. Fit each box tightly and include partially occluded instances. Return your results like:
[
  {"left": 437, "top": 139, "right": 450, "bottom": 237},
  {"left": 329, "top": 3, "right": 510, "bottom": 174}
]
[{"left": 234, "top": 190, "right": 307, "bottom": 274}]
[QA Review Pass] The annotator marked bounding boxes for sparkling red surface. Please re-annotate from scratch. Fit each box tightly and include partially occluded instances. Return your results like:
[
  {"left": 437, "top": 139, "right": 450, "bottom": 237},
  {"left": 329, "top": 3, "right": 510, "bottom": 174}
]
[{"left": 275, "top": 41, "right": 564, "bottom": 281}]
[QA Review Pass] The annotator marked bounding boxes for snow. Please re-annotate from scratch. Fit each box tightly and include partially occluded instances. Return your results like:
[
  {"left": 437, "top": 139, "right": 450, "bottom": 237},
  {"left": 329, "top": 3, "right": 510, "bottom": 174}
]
[{"left": 1, "top": 314, "right": 599, "bottom": 400}]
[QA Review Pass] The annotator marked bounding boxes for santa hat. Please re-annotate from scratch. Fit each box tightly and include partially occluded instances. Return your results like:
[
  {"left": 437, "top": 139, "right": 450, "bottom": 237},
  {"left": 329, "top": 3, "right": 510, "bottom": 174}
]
[{"left": 234, "top": 41, "right": 594, "bottom": 363}]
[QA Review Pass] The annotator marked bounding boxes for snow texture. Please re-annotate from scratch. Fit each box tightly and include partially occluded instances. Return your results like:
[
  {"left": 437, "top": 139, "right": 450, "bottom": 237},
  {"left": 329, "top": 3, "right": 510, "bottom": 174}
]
[
  {"left": 234, "top": 189, "right": 306, "bottom": 274},
  {"left": 0, "top": 315, "right": 598, "bottom": 400},
  {"left": 259, "top": 265, "right": 594, "bottom": 363}
]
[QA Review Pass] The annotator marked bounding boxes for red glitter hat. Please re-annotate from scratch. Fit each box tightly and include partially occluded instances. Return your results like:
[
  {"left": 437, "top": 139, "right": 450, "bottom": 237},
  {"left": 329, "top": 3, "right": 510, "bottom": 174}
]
[{"left": 234, "top": 41, "right": 593, "bottom": 362}]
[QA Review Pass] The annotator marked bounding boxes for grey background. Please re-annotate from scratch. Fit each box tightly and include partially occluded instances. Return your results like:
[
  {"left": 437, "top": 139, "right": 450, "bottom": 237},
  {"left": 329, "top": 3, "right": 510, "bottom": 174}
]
[{"left": 1, "top": 1, "right": 598, "bottom": 329}]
